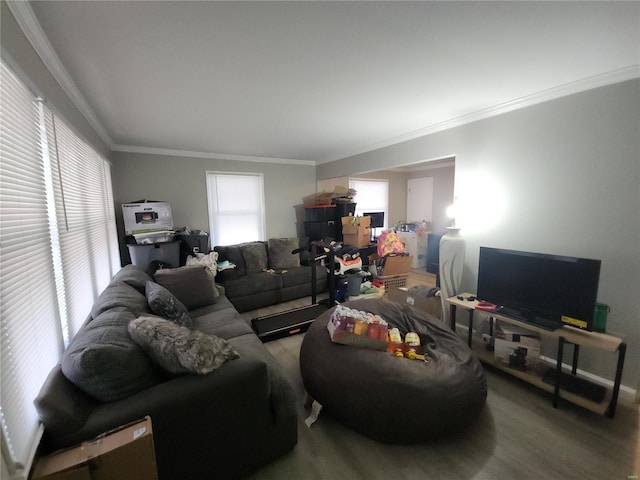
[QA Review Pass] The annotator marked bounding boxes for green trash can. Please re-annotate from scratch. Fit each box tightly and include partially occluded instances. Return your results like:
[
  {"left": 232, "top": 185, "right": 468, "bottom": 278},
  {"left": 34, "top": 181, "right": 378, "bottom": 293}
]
[{"left": 593, "top": 303, "right": 610, "bottom": 333}]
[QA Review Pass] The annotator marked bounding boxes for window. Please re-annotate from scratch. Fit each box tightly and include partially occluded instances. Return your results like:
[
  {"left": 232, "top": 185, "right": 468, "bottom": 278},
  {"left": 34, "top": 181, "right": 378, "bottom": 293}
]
[
  {"left": 349, "top": 178, "right": 389, "bottom": 228},
  {"left": 206, "top": 172, "right": 265, "bottom": 246},
  {"left": 0, "top": 61, "right": 120, "bottom": 477}
]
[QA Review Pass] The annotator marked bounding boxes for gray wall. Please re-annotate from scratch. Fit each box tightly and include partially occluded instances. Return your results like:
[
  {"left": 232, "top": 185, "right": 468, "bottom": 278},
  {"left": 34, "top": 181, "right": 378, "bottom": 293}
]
[
  {"left": 1, "top": 2, "right": 110, "bottom": 158},
  {"left": 111, "top": 151, "right": 317, "bottom": 261},
  {"left": 319, "top": 79, "right": 640, "bottom": 393},
  {"left": 317, "top": 164, "right": 455, "bottom": 233}
]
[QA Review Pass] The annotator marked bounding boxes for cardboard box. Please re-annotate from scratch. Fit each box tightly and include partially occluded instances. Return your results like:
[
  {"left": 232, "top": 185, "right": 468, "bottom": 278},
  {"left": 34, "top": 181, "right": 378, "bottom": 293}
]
[
  {"left": 369, "top": 254, "right": 413, "bottom": 276},
  {"left": 122, "top": 201, "right": 173, "bottom": 235},
  {"left": 342, "top": 216, "right": 371, "bottom": 247},
  {"left": 32, "top": 417, "right": 158, "bottom": 480},
  {"left": 495, "top": 324, "right": 541, "bottom": 347},
  {"left": 303, "top": 186, "right": 348, "bottom": 206},
  {"left": 386, "top": 287, "right": 441, "bottom": 319}
]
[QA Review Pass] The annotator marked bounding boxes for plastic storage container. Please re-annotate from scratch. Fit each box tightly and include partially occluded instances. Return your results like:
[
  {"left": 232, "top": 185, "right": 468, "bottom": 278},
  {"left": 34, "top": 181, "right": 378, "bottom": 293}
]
[{"left": 127, "top": 241, "right": 180, "bottom": 271}]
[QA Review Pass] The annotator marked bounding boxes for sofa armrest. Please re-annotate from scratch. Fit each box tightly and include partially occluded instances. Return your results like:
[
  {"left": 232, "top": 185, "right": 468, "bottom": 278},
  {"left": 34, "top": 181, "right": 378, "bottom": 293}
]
[
  {"left": 34, "top": 365, "right": 98, "bottom": 438},
  {"left": 47, "top": 354, "right": 271, "bottom": 451}
]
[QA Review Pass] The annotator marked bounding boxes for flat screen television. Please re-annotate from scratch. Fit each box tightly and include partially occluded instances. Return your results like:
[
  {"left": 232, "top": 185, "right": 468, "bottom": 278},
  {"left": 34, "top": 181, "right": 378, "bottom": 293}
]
[
  {"left": 363, "top": 212, "right": 384, "bottom": 228},
  {"left": 476, "top": 247, "right": 601, "bottom": 331}
]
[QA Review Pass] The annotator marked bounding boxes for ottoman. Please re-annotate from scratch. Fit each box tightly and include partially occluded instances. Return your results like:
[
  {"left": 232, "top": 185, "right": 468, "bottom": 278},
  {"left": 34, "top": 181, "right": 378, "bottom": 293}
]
[{"left": 299, "top": 298, "right": 487, "bottom": 444}]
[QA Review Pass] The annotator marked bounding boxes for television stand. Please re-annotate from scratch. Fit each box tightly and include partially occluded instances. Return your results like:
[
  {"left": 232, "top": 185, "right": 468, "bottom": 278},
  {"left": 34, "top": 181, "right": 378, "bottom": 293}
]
[{"left": 446, "top": 293, "right": 626, "bottom": 418}]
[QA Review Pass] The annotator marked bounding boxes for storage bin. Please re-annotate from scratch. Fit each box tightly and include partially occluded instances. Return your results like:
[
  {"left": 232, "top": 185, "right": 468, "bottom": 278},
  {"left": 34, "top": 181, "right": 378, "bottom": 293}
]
[
  {"left": 127, "top": 241, "right": 180, "bottom": 271},
  {"left": 304, "top": 205, "right": 336, "bottom": 222},
  {"left": 376, "top": 274, "right": 409, "bottom": 290},
  {"left": 304, "top": 221, "right": 337, "bottom": 241}
]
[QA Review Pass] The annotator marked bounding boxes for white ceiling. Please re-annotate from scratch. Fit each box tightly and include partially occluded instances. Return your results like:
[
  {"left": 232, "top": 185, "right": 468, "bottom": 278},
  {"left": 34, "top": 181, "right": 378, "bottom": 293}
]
[{"left": 23, "top": 1, "right": 640, "bottom": 164}]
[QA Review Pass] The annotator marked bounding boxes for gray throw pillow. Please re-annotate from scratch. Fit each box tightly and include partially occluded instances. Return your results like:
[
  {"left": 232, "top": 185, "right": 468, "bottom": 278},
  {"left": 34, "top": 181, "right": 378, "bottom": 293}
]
[
  {"left": 268, "top": 238, "right": 301, "bottom": 269},
  {"left": 240, "top": 241, "right": 268, "bottom": 273},
  {"left": 61, "top": 308, "right": 161, "bottom": 402},
  {"left": 153, "top": 265, "right": 218, "bottom": 310},
  {"left": 128, "top": 315, "right": 240, "bottom": 375},
  {"left": 146, "top": 281, "right": 193, "bottom": 328}
]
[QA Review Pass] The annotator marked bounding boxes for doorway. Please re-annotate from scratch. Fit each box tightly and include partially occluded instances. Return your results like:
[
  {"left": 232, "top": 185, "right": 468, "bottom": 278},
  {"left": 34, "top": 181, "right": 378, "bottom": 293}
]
[{"left": 407, "top": 177, "right": 433, "bottom": 223}]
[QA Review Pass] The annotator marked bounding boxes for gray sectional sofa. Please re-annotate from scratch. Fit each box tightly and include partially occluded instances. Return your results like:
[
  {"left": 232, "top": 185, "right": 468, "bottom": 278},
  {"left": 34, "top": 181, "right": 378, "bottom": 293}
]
[
  {"left": 34, "top": 264, "right": 298, "bottom": 480},
  {"left": 214, "top": 238, "right": 328, "bottom": 312}
]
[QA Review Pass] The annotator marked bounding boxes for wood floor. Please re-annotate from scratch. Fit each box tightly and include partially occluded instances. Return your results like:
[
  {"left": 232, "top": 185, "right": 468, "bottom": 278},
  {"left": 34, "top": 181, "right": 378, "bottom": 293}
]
[{"left": 241, "top": 271, "right": 639, "bottom": 480}]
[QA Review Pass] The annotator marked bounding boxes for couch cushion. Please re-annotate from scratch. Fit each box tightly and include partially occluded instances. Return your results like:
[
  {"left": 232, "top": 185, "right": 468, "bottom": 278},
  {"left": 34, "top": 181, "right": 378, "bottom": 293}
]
[
  {"left": 240, "top": 241, "right": 268, "bottom": 273},
  {"left": 214, "top": 244, "right": 246, "bottom": 281},
  {"left": 223, "top": 272, "right": 282, "bottom": 298},
  {"left": 61, "top": 308, "right": 161, "bottom": 402},
  {"left": 110, "top": 264, "right": 152, "bottom": 294},
  {"left": 192, "top": 299, "right": 255, "bottom": 340},
  {"left": 146, "top": 281, "right": 193, "bottom": 328},
  {"left": 91, "top": 281, "right": 150, "bottom": 319},
  {"left": 268, "top": 238, "right": 301, "bottom": 270},
  {"left": 153, "top": 265, "right": 218, "bottom": 310},
  {"left": 128, "top": 315, "right": 240, "bottom": 375},
  {"left": 280, "top": 266, "right": 315, "bottom": 288}
]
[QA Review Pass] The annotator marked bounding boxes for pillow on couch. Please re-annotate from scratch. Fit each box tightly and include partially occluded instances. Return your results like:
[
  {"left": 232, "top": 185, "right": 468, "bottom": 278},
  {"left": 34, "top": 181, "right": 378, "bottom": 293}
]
[
  {"left": 268, "top": 238, "right": 301, "bottom": 269},
  {"left": 128, "top": 315, "right": 240, "bottom": 375},
  {"left": 146, "top": 281, "right": 193, "bottom": 328},
  {"left": 213, "top": 245, "right": 246, "bottom": 281},
  {"left": 240, "top": 241, "right": 268, "bottom": 273},
  {"left": 153, "top": 265, "right": 218, "bottom": 310},
  {"left": 61, "top": 308, "right": 162, "bottom": 402}
]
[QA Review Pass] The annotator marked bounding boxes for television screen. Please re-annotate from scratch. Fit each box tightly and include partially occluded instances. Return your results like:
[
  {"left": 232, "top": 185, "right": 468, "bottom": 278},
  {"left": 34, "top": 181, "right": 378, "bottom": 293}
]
[
  {"left": 363, "top": 212, "right": 384, "bottom": 228},
  {"left": 477, "top": 247, "right": 601, "bottom": 331}
]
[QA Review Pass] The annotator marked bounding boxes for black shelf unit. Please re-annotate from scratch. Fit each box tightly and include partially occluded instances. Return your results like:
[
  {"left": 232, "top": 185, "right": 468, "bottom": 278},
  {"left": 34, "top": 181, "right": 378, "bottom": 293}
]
[{"left": 303, "top": 202, "right": 356, "bottom": 242}]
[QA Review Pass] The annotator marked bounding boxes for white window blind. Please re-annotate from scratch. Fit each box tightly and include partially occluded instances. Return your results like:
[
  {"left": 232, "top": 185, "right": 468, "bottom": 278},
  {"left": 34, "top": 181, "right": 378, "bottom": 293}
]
[
  {"left": 206, "top": 172, "right": 265, "bottom": 246},
  {"left": 0, "top": 62, "right": 63, "bottom": 476},
  {"left": 45, "top": 111, "right": 119, "bottom": 340},
  {"left": 1, "top": 60, "right": 121, "bottom": 477},
  {"left": 349, "top": 178, "right": 389, "bottom": 228}
]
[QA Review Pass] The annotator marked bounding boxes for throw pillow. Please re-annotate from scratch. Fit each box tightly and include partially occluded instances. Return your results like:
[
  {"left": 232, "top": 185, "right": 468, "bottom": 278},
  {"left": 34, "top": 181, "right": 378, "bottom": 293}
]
[
  {"left": 146, "top": 281, "right": 193, "bottom": 328},
  {"left": 153, "top": 265, "right": 218, "bottom": 309},
  {"left": 213, "top": 245, "right": 246, "bottom": 281},
  {"left": 268, "top": 238, "right": 301, "bottom": 269},
  {"left": 240, "top": 241, "right": 268, "bottom": 273},
  {"left": 128, "top": 315, "right": 240, "bottom": 375},
  {"left": 61, "top": 308, "right": 161, "bottom": 402}
]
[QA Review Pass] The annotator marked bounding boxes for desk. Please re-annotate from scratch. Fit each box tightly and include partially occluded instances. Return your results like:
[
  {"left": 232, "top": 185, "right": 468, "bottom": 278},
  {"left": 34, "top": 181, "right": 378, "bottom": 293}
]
[{"left": 447, "top": 293, "right": 626, "bottom": 418}]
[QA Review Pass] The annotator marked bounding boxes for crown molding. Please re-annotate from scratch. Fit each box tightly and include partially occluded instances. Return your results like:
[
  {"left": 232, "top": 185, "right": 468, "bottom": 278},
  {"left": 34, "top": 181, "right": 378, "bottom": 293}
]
[
  {"left": 10, "top": 0, "right": 638, "bottom": 166},
  {"left": 6, "top": 0, "right": 114, "bottom": 148},
  {"left": 317, "top": 65, "right": 640, "bottom": 165},
  {"left": 112, "top": 144, "right": 316, "bottom": 166}
]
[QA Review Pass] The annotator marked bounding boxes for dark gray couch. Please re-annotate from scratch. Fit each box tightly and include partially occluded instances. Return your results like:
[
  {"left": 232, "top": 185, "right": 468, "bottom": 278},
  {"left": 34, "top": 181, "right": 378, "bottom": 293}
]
[
  {"left": 214, "top": 238, "right": 328, "bottom": 312},
  {"left": 34, "top": 265, "right": 298, "bottom": 480}
]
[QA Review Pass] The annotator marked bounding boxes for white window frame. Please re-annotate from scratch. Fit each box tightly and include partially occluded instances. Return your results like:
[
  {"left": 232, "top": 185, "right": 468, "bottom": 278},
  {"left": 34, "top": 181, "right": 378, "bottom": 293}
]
[
  {"left": 206, "top": 172, "right": 266, "bottom": 246},
  {"left": 349, "top": 178, "right": 390, "bottom": 230}
]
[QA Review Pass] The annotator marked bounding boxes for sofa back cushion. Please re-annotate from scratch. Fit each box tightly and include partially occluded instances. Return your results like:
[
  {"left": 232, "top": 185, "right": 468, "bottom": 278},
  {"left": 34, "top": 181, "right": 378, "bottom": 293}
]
[
  {"left": 268, "top": 238, "right": 301, "bottom": 269},
  {"left": 153, "top": 265, "right": 218, "bottom": 310},
  {"left": 214, "top": 244, "right": 246, "bottom": 281},
  {"left": 61, "top": 308, "right": 162, "bottom": 402},
  {"left": 110, "top": 264, "right": 153, "bottom": 294},
  {"left": 240, "top": 241, "right": 268, "bottom": 273},
  {"left": 91, "top": 281, "right": 150, "bottom": 319}
]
